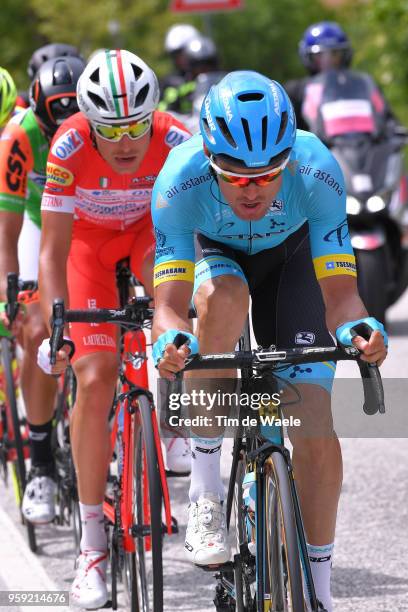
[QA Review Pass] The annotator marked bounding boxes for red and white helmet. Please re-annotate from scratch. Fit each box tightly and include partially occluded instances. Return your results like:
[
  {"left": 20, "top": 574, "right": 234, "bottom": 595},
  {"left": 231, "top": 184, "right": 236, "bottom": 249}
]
[{"left": 77, "top": 49, "right": 159, "bottom": 124}]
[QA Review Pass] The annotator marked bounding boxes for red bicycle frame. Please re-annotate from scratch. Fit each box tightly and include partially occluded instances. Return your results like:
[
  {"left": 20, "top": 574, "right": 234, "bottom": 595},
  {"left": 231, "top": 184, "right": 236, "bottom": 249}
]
[{"left": 103, "top": 327, "right": 175, "bottom": 553}]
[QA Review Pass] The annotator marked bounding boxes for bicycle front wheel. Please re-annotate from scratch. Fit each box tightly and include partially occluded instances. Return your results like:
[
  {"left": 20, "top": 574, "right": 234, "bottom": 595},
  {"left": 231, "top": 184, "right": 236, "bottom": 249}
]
[
  {"left": 263, "top": 450, "right": 306, "bottom": 611},
  {"left": 0, "top": 337, "right": 36, "bottom": 552},
  {"left": 125, "top": 394, "right": 163, "bottom": 612}
]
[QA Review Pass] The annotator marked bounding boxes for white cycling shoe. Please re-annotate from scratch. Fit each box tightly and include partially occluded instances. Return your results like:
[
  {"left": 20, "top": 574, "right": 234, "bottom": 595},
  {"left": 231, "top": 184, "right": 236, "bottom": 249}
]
[
  {"left": 184, "top": 493, "right": 231, "bottom": 566},
  {"left": 70, "top": 550, "right": 108, "bottom": 609},
  {"left": 162, "top": 424, "right": 191, "bottom": 473},
  {"left": 22, "top": 464, "right": 56, "bottom": 525}
]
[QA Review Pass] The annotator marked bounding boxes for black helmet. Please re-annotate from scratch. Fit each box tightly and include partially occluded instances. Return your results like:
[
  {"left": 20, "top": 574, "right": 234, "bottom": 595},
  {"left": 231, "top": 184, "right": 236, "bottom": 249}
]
[
  {"left": 29, "top": 56, "right": 85, "bottom": 137},
  {"left": 28, "top": 43, "right": 84, "bottom": 80}
]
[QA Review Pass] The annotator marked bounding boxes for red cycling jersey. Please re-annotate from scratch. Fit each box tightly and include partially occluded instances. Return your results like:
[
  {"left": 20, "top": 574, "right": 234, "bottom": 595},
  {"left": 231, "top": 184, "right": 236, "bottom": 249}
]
[
  {"left": 41, "top": 110, "right": 191, "bottom": 360},
  {"left": 42, "top": 111, "right": 190, "bottom": 230}
]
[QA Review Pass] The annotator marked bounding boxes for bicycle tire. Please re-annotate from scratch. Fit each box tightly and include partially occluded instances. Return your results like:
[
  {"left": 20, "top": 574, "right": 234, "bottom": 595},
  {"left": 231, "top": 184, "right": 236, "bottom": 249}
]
[
  {"left": 263, "top": 451, "right": 305, "bottom": 611},
  {"left": 1, "top": 337, "right": 37, "bottom": 552},
  {"left": 125, "top": 394, "right": 163, "bottom": 612},
  {"left": 123, "top": 550, "right": 138, "bottom": 612},
  {"left": 53, "top": 367, "right": 80, "bottom": 549}
]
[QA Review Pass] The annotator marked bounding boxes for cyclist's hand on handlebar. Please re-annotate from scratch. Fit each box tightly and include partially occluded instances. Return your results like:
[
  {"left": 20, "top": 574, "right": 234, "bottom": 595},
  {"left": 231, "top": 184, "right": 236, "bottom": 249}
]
[
  {"left": 336, "top": 316, "right": 388, "bottom": 367},
  {"left": 153, "top": 329, "right": 199, "bottom": 380},
  {"left": 37, "top": 337, "right": 71, "bottom": 376},
  {"left": 158, "top": 343, "right": 192, "bottom": 380},
  {"left": 351, "top": 330, "right": 387, "bottom": 366}
]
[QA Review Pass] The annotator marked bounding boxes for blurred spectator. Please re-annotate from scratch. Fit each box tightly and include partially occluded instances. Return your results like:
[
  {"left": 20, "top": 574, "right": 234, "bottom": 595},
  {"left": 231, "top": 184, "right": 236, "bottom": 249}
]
[
  {"left": 285, "top": 21, "right": 397, "bottom": 134},
  {"left": 159, "top": 34, "right": 222, "bottom": 116},
  {"left": 160, "top": 23, "right": 201, "bottom": 114},
  {"left": 27, "top": 42, "right": 84, "bottom": 80}
]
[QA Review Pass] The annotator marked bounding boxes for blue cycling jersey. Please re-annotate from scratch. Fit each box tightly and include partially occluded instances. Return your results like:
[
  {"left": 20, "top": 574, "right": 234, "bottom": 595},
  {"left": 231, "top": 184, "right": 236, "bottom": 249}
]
[{"left": 151, "top": 130, "right": 356, "bottom": 286}]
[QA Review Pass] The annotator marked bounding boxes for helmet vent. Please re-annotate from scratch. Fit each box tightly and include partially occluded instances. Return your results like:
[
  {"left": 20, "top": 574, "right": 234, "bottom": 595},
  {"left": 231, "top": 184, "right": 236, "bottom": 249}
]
[
  {"left": 89, "top": 68, "right": 100, "bottom": 84},
  {"left": 216, "top": 116, "right": 237, "bottom": 148},
  {"left": 202, "top": 118, "right": 211, "bottom": 140},
  {"left": 88, "top": 91, "right": 108, "bottom": 111},
  {"left": 276, "top": 110, "right": 288, "bottom": 144},
  {"left": 237, "top": 93, "right": 264, "bottom": 102},
  {"left": 131, "top": 64, "right": 143, "bottom": 81},
  {"left": 134, "top": 83, "right": 149, "bottom": 107},
  {"left": 241, "top": 118, "right": 252, "bottom": 151}
]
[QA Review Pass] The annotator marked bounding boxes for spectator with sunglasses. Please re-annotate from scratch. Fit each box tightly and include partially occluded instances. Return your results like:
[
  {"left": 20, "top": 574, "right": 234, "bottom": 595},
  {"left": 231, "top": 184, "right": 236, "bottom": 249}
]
[
  {"left": 0, "top": 55, "right": 85, "bottom": 526},
  {"left": 37, "top": 49, "right": 190, "bottom": 609},
  {"left": 150, "top": 70, "right": 387, "bottom": 612}
]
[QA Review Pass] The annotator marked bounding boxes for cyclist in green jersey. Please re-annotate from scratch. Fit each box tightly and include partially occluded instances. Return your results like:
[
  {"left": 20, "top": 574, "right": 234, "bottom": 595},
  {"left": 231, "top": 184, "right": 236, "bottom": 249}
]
[
  {"left": 0, "top": 55, "right": 85, "bottom": 524},
  {"left": 0, "top": 67, "right": 21, "bottom": 133}
]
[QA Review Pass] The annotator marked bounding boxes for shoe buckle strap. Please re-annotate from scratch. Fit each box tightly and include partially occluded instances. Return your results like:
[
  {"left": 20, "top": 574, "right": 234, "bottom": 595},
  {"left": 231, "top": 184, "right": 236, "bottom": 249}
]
[{"left": 84, "top": 552, "right": 108, "bottom": 574}]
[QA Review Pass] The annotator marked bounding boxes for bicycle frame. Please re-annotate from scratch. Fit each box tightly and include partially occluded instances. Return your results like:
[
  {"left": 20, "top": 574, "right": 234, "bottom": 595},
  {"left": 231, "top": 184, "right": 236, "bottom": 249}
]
[
  {"left": 104, "top": 326, "right": 175, "bottom": 554},
  {"left": 100, "top": 267, "right": 175, "bottom": 556},
  {"left": 49, "top": 293, "right": 178, "bottom": 610},
  {"left": 173, "top": 332, "right": 384, "bottom": 612},
  {"left": 0, "top": 346, "right": 27, "bottom": 466}
]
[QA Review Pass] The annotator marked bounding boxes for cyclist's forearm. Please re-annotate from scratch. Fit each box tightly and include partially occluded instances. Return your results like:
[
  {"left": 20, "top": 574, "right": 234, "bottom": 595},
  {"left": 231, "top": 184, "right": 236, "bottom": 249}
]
[
  {"left": 320, "top": 277, "right": 368, "bottom": 332},
  {"left": 0, "top": 241, "right": 19, "bottom": 301},
  {"left": 39, "top": 255, "right": 69, "bottom": 334},
  {"left": 152, "top": 305, "right": 193, "bottom": 342},
  {"left": 326, "top": 299, "right": 367, "bottom": 333},
  {"left": 0, "top": 214, "right": 23, "bottom": 300},
  {"left": 152, "top": 281, "right": 194, "bottom": 342}
]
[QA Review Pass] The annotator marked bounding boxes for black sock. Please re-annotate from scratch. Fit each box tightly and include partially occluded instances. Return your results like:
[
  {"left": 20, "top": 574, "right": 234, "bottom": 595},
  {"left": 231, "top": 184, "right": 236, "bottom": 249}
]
[{"left": 28, "top": 418, "right": 54, "bottom": 467}]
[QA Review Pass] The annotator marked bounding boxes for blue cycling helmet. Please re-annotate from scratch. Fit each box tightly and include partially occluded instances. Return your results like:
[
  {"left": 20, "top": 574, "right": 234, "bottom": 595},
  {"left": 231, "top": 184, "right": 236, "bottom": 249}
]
[
  {"left": 200, "top": 70, "right": 296, "bottom": 169},
  {"left": 299, "top": 21, "right": 353, "bottom": 74}
]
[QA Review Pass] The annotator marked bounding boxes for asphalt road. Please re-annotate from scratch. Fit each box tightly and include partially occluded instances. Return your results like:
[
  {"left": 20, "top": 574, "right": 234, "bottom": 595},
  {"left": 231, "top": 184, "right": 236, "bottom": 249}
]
[{"left": 1, "top": 290, "right": 408, "bottom": 611}]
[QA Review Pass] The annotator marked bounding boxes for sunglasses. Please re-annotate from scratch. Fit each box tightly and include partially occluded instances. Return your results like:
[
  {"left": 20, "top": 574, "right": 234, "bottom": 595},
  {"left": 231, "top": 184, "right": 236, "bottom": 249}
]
[
  {"left": 92, "top": 116, "right": 152, "bottom": 142},
  {"left": 209, "top": 155, "right": 289, "bottom": 187}
]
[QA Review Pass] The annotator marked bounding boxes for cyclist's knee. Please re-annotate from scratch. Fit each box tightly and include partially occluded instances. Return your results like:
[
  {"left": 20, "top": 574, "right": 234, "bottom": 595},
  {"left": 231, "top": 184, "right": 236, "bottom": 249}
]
[
  {"left": 23, "top": 321, "right": 48, "bottom": 357},
  {"left": 194, "top": 275, "right": 248, "bottom": 319},
  {"left": 74, "top": 353, "right": 118, "bottom": 409}
]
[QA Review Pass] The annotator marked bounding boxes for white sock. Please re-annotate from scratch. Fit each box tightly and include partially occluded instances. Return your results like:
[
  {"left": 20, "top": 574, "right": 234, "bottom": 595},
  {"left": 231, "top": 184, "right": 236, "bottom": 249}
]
[
  {"left": 307, "top": 542, "right": 334, "bottom": 612},
  {"left": 189, "top": 435, "right": 224, "bottom": 502},
  {"left": 79, "top": 502, "right": 107, "bottom": 552}
]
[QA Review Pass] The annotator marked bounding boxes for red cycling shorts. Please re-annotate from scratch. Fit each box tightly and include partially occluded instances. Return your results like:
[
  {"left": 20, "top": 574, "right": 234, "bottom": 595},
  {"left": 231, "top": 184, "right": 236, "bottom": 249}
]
[{"left": 67, "top": 215, "right": 155, "bottom": 362}]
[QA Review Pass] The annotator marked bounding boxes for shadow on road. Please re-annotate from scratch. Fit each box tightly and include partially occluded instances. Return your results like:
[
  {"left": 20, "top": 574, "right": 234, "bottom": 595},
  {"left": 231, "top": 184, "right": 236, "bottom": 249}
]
[{"left": 332, "top": 566, "right": 408, "bottom": 598}]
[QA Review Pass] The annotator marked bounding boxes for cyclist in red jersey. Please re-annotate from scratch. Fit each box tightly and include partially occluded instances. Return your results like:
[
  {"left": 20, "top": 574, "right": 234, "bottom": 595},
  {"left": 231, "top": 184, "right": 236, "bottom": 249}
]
[{"left": 37, "top": 49, "right": 191, "bottom": 609}]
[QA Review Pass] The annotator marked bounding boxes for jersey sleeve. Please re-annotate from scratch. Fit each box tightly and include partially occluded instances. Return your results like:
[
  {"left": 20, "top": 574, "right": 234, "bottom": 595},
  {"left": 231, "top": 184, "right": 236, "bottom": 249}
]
[
  {"left": 301, "top": 136, "right": 356, "bottom": 280},
  {"left": 0, "top": 123, "right": 33, "bottom": 215},
  {"left": 151, "top": 146, "right": 199, "bottom": 288},
  {"left": 41, "top": 124, "right": 84, "bottom": 215}
]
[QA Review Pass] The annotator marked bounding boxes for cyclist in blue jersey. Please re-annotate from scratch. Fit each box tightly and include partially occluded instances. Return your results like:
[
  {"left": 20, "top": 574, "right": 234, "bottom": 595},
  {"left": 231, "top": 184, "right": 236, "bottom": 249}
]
[{"left": 151, "top": 71, "right": 387, "bottom": 612}]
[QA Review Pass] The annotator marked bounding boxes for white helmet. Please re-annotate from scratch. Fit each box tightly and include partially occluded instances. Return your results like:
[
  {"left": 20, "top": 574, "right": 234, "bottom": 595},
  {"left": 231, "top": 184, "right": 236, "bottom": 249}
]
[
  {"left": 164, "top": 24, "right": 200, "bottom": 54},
  {"left": 76, "top": 49, "right": 159, "bottom": 124}
]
